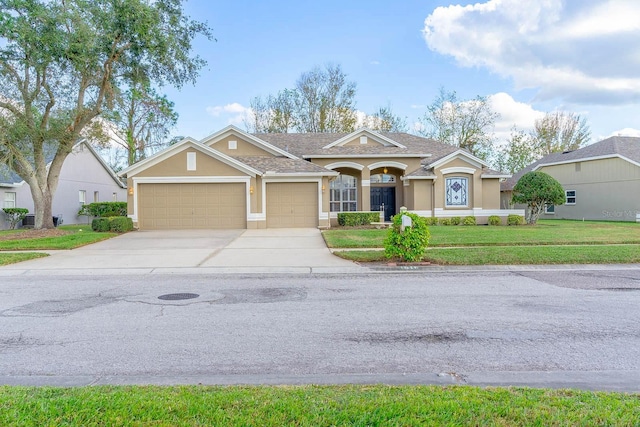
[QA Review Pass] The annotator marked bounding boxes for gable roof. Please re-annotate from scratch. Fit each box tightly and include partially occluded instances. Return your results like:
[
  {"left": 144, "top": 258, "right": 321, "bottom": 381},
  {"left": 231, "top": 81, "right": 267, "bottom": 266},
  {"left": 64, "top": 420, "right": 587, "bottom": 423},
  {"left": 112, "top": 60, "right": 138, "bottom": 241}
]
[
  {"left": 0, "top": 140, "right": 125, "bottom": 188},
  {"left": 256, "top": 131, "right": 457, "bottom": 159},
  {"left": 501, "top": 136, "right": 640, "bottom": 191},
  {"left": 201, "top": 125, "right": 298, "bottom": 160},
  {"left": 119, "top": 137, "right": 261, "bottom": 177}
]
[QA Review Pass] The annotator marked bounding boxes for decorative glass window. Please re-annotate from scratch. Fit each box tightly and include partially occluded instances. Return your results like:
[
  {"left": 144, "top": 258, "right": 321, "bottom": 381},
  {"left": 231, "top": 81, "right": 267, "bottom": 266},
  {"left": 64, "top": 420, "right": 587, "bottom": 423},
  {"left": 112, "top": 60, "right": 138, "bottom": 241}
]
[
  {"left": 330, "top": 175, "right": 357, "bottom": 212},
  {"left": 565, "top": 190, "right": 576, "bottom": 205},
  {"left": 445, "top": 177, "right": 468, "bottom": 207},
  {"left": 544, "top": 204, "right": 555, "bottom": 214},
  {"left": 3, "top": 192, "right": 16, "bottom": 208},
  {"left": 370, "top": 174, "right": 396, "bottom": 184}
]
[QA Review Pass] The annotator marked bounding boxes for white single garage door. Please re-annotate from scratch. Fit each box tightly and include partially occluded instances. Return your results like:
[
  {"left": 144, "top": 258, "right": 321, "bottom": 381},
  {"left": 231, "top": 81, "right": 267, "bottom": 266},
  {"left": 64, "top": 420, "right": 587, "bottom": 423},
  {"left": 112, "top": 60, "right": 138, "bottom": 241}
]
[
  {"left": 266, "top": 182, "right": 318, "bottom": 228},
  {"left": 138, "top": 183, "right": 246, "bottom": 229}
]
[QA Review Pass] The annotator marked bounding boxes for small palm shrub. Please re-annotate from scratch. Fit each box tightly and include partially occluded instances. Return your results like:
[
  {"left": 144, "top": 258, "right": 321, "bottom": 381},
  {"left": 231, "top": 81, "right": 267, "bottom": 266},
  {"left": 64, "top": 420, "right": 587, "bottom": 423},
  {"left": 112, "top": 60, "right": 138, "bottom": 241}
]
[{"left": 384, "top": 212, "right": 430, "bottom": 262}]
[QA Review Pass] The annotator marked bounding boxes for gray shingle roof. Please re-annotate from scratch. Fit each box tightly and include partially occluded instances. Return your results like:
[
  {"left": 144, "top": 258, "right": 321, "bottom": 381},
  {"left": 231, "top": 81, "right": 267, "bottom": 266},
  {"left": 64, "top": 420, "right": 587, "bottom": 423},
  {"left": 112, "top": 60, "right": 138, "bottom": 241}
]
[
  {"left": 0, "top": 163, "right": 23, "bottom": 186},
  {"left": 501, "top": 136, "right": 640, "bottom": 191},
  {"left": 233, "top": 156, "right": 337, "bottom": 174},
  {"left": 255, "top": 132, "right": 458, "bottom": 160}
]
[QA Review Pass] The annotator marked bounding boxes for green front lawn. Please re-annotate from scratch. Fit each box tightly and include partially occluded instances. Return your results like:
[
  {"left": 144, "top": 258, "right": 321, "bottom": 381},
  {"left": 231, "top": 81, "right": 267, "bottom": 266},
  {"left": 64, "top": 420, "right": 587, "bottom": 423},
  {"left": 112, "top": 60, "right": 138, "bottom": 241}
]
[
  {"left": 335, "top": 244, "right": 640, "bottom": 265},
  {"left": 0, "top": 252, "right": 49, "bottom": 265},
  {"left": 0, "top": 225, "right": 118, "bottom": 251},
  {"left": 323, "top": 220, "right": 640, "bottom": 248},
  {"left": 1, "top": 385, "right": 638, "bottom": 426}
]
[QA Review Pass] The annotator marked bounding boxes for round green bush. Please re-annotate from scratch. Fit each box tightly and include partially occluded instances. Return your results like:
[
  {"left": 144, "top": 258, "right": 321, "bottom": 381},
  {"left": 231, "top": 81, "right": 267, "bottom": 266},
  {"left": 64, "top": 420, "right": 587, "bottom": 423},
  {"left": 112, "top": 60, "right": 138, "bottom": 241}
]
[
  {"left": 463, "top": 216, "right": 476, "bottom": 225},
  {"left": 488, "top": 215, "right": 501, "bottom": 226},
  {"left": 507, "top": 214, "right": 525, "bottom": 225},
  {"left": 438, "top": 218, "right": 451, "bottom": 226},
  {"left": 450, "top": 216, "right": 461, "bottom": 225},
  {"left": 384, "top": 212, "right": 430, "bottom": 262}
]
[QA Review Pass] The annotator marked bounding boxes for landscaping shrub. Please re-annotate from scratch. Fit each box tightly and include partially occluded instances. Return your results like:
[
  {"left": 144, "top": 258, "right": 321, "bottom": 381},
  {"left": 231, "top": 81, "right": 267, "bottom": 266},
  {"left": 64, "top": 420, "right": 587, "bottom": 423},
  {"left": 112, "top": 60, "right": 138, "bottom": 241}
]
[
  {"left": 450, "top": 216, "right": 461, "bottom": 225},
  {"left": 79, "top": 202, "right": 127, "bottom": 218},
  {"left": 438, "top": 218, "right": 451, "bottom": 226},
  {"left": 91, "top": 218, "right": 111, "bottom": 232},
  {"left": 507, "top": 214, "right": 525, "bottom": 225},
  {"left": 2, "top": 207, "right": 29, "bottom": 229},
  {"left": 424, "top": 217, "right": 439, "bottom": 226},
  {"left": 463, "top": 216, "right": 476, "bottom": 226},
  {"left": 109, "top": 216, "right": 134, "bottom": 232},
  {"left": 488, "top": 215, "right": 501, "bottom": 226},
  {"left": 337, "top": 212, "right": 380, "bottom": 226},
  {"left": 384, "top": 212, "right": 430, "bottom": 262}
]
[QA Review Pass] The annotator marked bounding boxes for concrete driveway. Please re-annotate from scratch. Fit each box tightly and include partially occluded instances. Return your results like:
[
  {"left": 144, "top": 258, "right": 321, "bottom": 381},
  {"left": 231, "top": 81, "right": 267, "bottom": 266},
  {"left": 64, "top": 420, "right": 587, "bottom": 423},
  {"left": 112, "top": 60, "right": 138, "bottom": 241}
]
[{"left": 0, "top": 228, "right": 362, "bottom": 275}]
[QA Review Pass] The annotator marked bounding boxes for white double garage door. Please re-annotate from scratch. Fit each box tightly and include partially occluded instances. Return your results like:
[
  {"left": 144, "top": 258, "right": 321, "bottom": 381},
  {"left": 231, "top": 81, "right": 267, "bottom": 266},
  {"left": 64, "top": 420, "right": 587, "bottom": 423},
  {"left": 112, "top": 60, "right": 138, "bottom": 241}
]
[{"left": 137, "top": 182, "right": 318, "bottom": 230}]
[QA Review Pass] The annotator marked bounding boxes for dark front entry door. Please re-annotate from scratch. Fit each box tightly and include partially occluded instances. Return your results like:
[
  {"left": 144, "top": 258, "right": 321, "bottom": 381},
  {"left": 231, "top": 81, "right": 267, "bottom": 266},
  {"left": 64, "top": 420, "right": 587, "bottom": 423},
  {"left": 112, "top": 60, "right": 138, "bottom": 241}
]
[{"left": 370, "top": 187, "right": 396, "bottom": 221}]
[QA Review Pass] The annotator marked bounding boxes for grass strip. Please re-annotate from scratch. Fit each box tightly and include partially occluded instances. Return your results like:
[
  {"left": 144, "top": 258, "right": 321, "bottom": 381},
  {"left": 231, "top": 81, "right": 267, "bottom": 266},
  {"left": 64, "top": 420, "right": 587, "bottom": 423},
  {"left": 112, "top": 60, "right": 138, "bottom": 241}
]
[
  {"left": 0, "top": 385, "right": 639, "bottom": 426},
  {"left": 323, "top": 220, "right": 640, "bottom": 248},
  {"left": 0, "top": 227, "right": 117, "bottom": 250},
  {"left": 0, "top": 252, "right": 48, "bottom": 266},
  {"left": 334, "top": 244, "right": 640, "bottom": 265}
]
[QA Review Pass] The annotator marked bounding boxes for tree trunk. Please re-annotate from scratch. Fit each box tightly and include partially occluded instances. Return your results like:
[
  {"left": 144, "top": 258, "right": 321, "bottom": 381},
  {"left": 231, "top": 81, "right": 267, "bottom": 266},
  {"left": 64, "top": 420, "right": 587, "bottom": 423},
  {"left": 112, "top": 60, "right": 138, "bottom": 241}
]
[{"left": 31, "top": 186, "right": 55, "bottom": 229}]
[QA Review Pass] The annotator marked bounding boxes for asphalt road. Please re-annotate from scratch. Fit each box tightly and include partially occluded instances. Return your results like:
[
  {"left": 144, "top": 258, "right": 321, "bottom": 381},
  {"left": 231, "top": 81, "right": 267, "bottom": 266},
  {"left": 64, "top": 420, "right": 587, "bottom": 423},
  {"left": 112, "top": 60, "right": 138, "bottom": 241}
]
[{"left": 1, "top": 268, "right": 640, "bottom": 390}]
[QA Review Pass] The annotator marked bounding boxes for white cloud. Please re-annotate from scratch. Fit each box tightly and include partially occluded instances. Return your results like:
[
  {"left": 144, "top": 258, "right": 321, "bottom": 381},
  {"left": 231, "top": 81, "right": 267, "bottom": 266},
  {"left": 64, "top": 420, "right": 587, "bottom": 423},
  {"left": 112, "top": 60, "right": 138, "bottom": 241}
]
[
  {"left": 423, "top": 0, "right": 640, "bottom": 105},
  {"left": 609, "top": 127, "right": 640, "bottom": 137},
  {"left": 488, "top": 92, "right": 545, "bottom": 141},
  {"left": 206, "top": 102, "right": 252, "bottom": 126}
]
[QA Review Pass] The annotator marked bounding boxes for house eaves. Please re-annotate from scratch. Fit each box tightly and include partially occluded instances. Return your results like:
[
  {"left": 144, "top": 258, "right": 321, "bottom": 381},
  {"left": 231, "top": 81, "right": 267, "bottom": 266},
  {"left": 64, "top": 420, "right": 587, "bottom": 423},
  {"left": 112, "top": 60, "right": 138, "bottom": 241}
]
[{"left": 200, "top": 125, "right": 299, "bottom": 160}]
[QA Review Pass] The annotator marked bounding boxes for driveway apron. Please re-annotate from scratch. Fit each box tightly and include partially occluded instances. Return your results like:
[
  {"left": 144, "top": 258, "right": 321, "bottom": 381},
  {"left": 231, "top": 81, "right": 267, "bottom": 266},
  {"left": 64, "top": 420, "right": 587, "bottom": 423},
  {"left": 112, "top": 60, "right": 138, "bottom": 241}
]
[{"left": 0, "top": 228, "right": 359, "bottom": 273}]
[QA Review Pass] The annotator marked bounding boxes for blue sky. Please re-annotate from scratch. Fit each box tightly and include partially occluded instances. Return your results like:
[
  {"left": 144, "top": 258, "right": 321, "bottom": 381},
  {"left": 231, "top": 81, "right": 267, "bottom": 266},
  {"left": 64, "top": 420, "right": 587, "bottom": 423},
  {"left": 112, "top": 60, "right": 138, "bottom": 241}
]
[{"left": 163, "top": 0, "right": 640, "bottom": 144}]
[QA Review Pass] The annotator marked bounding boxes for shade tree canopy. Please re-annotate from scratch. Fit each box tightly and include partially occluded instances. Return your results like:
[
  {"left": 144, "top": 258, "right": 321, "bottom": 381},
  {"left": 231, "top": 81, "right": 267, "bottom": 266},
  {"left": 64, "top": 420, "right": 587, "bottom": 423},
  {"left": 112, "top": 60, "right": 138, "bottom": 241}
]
[{"left": 0, "top": 0, "right": 212, "bottom": 228}]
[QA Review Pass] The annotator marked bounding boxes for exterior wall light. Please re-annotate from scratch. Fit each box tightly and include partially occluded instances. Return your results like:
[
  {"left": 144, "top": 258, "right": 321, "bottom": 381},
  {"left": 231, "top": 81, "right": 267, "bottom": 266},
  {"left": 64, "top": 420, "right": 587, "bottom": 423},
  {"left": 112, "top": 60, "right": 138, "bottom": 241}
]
[
  {"left": 249, "top": 185, "right": 254, "bottom": 194},
  {"left": 128, "top": 187, "right": 134, "bottom": 195}
]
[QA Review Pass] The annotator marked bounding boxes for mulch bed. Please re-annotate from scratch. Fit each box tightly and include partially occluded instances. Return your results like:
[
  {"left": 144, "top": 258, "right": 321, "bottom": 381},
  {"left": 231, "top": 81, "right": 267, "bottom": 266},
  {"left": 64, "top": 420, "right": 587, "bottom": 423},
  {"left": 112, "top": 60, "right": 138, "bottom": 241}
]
[{"left": 0, "top": 229, "right": 69, "bottom": 241}]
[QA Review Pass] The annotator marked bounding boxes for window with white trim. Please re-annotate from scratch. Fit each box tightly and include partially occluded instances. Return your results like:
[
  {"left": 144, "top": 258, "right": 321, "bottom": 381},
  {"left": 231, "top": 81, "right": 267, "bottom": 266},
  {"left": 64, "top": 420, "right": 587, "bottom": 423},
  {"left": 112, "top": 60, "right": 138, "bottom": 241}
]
[
  {"left": 112, "top": 192, "right": 118, "bottom": 201},
  {"left": 565, "top": 190, "right": 576, "bottom": 205},
  {"left": 330, "top": 175, "right": 357, "bottom": 212},
  {"left": 94, "top": 191, "right": 99, "bottom": 203},
  {"left": 544, "top": 204, "right": 555, "bottom": 214},
  {"left": 3, "top": 192, "right": 16, "bottom": 208},
  {"left": 445, "top": 177, "right": 468, "bottom": 207},
  {"left": 79, "top": 190, "right": 86, "bottom": 206}
]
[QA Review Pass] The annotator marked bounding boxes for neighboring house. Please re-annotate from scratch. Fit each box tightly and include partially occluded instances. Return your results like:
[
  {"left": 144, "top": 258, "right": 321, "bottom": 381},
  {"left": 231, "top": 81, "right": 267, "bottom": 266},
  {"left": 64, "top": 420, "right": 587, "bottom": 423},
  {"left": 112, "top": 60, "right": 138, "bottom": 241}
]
[
  {"left": 501, "top": 136, "right": 640, "bottom": 222},
  {"left": 119, "top": 126, "right": 520, "bottom": 230},
  {"left": 1, "top": 140, "right": 127, "bottom": 229}
]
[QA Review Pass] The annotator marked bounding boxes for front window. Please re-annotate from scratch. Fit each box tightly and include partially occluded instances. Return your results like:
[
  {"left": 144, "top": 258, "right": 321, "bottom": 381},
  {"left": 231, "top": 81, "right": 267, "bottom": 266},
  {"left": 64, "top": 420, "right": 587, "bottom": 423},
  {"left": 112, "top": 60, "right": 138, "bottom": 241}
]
[
  {"left": 565, "top": 190, "right": 576, "bottom": 205},
  {"left": 445, "top": 177, "right": 468, "bottom": 207},
  {"left": 544, "top": 204, "right": 555, "bottom": 214},
  {"left": 79, "top": 190, "right": 86, "bottom": 206},
  {"left": 370, "top": 174, "right": 396, "bottom": 184},
  {"left": 330, "top": 175, "right": 357, "bottom": 212},
  {"left": 3, "top": 192, "right": 16, "bottom": 208}
]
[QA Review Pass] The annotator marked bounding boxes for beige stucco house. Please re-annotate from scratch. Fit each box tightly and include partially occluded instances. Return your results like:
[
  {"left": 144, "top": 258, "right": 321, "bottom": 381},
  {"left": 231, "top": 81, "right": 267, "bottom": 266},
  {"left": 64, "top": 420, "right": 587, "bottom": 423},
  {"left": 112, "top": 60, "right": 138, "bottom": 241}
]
[
  {"left": 119, "top": 126, "right": 520, "bottom": 230},
  {"left": 501, "top": 136, "right": 640, "bottom": 222}
]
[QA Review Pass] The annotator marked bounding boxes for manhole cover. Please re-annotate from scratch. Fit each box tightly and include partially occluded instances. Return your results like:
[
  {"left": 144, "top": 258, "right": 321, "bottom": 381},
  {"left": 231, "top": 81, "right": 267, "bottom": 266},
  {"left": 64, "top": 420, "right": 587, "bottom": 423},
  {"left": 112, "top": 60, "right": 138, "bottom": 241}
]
[{"left": 158, "top": 293, "right": 200, "bottom": 301}]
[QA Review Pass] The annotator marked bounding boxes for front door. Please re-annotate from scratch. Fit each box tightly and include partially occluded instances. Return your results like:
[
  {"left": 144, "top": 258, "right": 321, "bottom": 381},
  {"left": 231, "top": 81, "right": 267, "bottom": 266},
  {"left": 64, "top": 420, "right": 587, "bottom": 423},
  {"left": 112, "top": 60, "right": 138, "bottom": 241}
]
[{"left": 370, "top": 187, "right": 395, "bottom": 221}]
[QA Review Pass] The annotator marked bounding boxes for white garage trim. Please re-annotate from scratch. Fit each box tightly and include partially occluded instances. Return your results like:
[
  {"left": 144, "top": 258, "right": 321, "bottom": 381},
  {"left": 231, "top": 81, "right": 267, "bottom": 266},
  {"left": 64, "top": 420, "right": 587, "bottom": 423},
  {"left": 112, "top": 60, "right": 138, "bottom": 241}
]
[
  {"left": 440, "top": 166, "right": 476, "bottom": 175},
  {"left": 130, "top": 176, "right": 251, "bottom": 223}
]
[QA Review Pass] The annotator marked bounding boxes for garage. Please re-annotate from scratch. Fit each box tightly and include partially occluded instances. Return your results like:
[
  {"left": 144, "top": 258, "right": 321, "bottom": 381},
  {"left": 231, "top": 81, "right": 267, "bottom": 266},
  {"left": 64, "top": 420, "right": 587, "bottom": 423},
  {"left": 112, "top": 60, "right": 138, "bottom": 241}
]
[
  {"left": 266, "top": 182, "right": 318, "bottom": 228},
  {"left": 138, "top": 183, "right": 246, "bottom": 229}
]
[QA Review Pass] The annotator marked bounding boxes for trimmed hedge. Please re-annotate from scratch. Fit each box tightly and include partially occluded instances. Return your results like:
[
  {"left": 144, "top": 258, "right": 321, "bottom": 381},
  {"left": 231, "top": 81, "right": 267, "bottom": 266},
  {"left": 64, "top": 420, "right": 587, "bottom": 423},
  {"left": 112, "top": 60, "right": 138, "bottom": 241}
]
[
  {"left": 507, "top": 214, "right": 525, "bottom": 226},
  {"left": 91, "top": 218, "right": 111, "bottom": 232},
  {"left": 463, "top": 216, "right": 476, "bottom": 226},
  {"left": 79, "top": 202, "right": 127, "bottom": 218},
  {"left": 337, "top": 212, "right": 380, "bottom": 226},
  {"left": 91, "top": 216, "right": 134, "bottom": 233},
  {"left": 109, "top": 216, "right": 134, "bottom": 232},
  {"left": 488, "top": 215, "right": 501, "bottom": 226},
  {"left": 438, "top": 218, "right": 451, "bottom": 226},
  {"left": 424, "top": 217, "right": 439, "bottom": 226}
]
